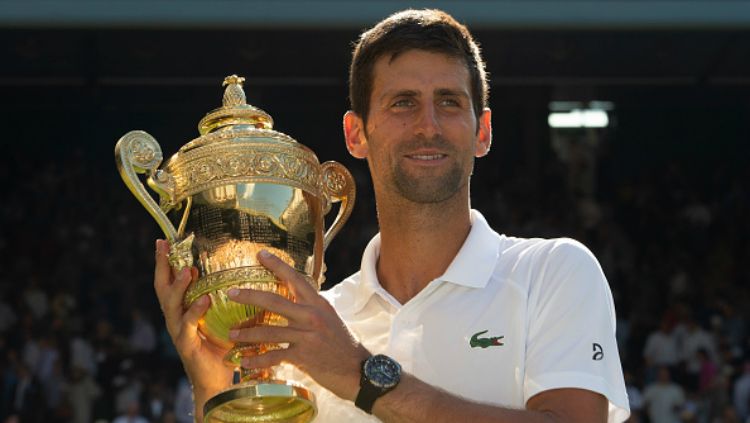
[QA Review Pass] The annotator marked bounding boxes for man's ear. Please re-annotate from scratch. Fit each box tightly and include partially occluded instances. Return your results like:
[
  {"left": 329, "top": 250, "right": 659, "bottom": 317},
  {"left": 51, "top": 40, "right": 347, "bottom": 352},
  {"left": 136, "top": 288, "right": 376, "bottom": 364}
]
[
  {"left": 474, "top": 108, "right": 492, "bottom": 158},
  {"left": 343, "top": 111, "right": 368, "bottom": 159}
]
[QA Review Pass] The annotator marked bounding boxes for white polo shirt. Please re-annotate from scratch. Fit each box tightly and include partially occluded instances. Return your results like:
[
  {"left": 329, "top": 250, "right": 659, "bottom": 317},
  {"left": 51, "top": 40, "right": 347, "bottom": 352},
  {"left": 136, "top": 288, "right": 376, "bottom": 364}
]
[{"left": 297, "top": 210, "right": 629, "bottom": 422}]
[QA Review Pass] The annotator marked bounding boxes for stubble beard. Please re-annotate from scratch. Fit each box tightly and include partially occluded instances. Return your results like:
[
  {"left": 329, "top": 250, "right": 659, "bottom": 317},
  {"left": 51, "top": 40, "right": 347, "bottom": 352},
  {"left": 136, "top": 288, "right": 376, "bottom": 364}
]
[{"left": 391, "top": 137, "right": 473, "bottom": 204}]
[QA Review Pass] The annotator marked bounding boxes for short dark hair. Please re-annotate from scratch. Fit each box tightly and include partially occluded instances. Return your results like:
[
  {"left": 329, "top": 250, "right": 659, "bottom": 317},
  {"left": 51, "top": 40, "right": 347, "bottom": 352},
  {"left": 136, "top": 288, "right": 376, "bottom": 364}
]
[{"left": 349, "top": 9, "right": 489, "bottom": 124}]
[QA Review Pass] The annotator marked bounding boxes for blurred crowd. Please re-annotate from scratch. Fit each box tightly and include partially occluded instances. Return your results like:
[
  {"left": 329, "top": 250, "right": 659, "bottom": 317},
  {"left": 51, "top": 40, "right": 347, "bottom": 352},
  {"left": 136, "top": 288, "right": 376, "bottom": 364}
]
[{"left": 0, "top": 129, "right": 748, "bottom": 423}]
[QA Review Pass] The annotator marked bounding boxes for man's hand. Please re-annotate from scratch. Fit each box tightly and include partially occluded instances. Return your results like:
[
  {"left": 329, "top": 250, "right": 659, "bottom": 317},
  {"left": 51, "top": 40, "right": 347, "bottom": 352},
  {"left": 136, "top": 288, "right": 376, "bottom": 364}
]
[
  {"left": 227, "top": 250, "right": 370, "bottom": 402},
  {"left": 153, "top": 239, "right": 234, "bottom": 418}
]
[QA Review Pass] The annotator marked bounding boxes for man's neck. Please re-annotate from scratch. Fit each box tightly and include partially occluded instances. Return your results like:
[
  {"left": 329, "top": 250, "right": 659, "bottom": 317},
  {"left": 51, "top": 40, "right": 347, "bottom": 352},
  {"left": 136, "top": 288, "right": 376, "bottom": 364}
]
[{"left": 375, "top": 198, "right": 472, "bottom": 305}]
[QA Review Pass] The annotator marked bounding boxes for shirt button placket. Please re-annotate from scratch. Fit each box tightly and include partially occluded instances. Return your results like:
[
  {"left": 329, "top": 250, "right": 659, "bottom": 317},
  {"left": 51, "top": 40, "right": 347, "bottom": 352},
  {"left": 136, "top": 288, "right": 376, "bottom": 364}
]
[{"left": 388, "top": 307, "right": 415, "bottom": 370}]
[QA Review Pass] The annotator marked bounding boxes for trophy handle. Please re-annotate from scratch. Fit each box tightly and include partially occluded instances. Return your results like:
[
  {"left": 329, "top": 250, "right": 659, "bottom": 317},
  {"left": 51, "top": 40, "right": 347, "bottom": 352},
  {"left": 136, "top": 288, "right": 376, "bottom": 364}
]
[
  {"left": 115, "top": 130, "right": 179, "bottom": 242},
  {"left": 320, "top": 161, "right": 356, "bottom": 251}
]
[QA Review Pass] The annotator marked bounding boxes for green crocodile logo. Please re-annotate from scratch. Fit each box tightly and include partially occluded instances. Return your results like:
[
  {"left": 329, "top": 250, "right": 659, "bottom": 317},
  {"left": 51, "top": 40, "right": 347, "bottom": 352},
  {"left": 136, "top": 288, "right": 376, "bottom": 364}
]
[{"left": 470, "top": 330, "right": 504, "bottom": 348}]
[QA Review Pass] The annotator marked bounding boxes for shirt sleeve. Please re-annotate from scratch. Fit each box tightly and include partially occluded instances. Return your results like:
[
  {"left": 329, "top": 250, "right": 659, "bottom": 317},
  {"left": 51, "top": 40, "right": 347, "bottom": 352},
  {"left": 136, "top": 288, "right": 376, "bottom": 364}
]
[{"left": 523, "top": 238, "right": 630, "bottom": 423}]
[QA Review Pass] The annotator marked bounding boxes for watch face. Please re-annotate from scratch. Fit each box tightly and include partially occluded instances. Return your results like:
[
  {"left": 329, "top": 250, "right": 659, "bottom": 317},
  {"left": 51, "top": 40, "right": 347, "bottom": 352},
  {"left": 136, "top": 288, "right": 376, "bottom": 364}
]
[{"left": 364, "top": 354, "right": 401, "bottom": 389}]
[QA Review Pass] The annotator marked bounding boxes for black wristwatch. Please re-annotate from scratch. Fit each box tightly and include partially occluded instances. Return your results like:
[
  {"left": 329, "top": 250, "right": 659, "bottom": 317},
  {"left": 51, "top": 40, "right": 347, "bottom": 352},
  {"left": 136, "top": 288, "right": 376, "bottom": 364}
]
[{"left": 355, "top": 354, "right": 402, "bottom": 414}]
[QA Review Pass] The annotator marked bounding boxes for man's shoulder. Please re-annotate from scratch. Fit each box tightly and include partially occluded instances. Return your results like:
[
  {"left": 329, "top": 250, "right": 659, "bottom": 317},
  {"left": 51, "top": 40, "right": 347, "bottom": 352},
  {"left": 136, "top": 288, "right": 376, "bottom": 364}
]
[{"left": 498, "top": 235, "right": 597, "bottom": 267}]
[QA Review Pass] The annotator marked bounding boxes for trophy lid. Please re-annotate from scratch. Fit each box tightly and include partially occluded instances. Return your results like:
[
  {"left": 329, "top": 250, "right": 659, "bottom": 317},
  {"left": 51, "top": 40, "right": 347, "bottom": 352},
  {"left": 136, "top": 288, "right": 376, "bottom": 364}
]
[
  {"left": 198, "top": 75, "right": 274, "bottom": 135},
  {"left": 159, "top": 75, "right": 322, "bottom": 207}
]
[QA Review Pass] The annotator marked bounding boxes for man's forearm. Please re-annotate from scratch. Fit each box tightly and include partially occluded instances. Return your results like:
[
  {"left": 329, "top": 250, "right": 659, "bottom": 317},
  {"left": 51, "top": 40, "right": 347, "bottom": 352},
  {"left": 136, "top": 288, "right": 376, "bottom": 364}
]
[
  {"left": 191, "top": 384, "right": 223, "bottom": 423},
  {"left": 372, "top": 374, "right": 607, "bottom": 423},
  {"left": 192, "top": 387, "right": 208, "bottom": 422}
]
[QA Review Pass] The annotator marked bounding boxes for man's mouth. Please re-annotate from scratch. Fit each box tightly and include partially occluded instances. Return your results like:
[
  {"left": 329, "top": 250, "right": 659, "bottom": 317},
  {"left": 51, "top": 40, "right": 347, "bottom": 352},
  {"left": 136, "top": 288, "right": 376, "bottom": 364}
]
[{"left": 406, "top": 154, "right": 446, "bottom": 161}]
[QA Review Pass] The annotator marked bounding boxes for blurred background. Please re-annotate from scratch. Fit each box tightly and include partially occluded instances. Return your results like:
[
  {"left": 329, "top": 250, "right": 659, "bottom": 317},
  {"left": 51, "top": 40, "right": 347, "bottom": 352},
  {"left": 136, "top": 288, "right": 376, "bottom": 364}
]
[{"left": 1, "top": 1, "right": 749, "bottom": 422}]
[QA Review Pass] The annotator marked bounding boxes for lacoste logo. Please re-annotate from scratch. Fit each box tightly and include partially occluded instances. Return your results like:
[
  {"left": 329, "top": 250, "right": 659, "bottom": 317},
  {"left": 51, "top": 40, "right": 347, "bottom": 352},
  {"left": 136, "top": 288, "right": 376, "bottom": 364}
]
[{"left": 469, "top": 330, "right": 504, "bottom": 348}]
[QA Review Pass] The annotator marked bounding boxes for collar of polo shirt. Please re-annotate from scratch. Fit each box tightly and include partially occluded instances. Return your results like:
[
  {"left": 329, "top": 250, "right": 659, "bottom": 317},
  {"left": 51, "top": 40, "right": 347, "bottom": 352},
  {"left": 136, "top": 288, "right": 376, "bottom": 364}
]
[{"left": 338, "top": 210, "right": 501, "bottom": 314}]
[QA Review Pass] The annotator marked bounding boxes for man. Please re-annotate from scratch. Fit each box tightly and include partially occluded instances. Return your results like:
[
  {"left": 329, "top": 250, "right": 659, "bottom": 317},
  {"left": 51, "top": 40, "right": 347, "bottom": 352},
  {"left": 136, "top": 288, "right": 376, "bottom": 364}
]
[
  {"left": 642, "top": 367, "right": 685, "bottom": 423},
  {"left": 154, "top": 9, "right": 630, "bottom": 422}
]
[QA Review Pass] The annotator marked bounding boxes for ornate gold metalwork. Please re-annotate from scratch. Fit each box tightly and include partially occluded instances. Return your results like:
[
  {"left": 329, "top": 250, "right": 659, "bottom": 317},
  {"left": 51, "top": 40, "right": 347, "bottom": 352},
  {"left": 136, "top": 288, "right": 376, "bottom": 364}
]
[
  {"left": 205, "top": 383, "right": 315, "bottom": 423},
  {"left": 163, "top": 135, "right": 322, "bottom": 206},
  {"left": 115, "top": 130, "right": 178, "bottom": 240},
  {"left": 168, "top": 233, "right": 195, "bottom": 271},
  {"left": 321, "top": 161, "right": 356, "bottom": 251},
  {"left": 115, "top": 75, "right": 356, "bottom": 423},
  {"left": 185, "top": 266, "right": 276, "bottom": 305}
]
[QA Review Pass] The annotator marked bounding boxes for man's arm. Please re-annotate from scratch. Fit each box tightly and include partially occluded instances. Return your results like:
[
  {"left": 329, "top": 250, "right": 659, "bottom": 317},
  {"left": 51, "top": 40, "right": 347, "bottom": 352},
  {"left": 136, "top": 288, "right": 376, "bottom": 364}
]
[
  {"left": 232, "top": 251, "right": 610, "bottom": 423},
  {"left": 374, "top": 376, "right": 607, "bottom": 423}
]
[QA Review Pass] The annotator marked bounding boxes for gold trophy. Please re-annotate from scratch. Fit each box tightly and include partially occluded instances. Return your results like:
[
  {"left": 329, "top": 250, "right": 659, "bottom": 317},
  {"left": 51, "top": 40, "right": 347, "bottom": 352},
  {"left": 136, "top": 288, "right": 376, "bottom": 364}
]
[{"left": 115, "top": 75, "right": 355, "bottom": 422}]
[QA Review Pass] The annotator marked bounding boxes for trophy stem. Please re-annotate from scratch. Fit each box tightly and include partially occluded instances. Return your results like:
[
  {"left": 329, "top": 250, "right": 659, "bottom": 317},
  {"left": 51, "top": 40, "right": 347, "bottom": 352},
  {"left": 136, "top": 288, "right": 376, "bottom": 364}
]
[
  {"left": 205, "top": 342, "right": 315, "bottom": 422},
  {"left": 229, "top": 342, "right": 282, "bottom": 383},
  {"left": 239, "top": 366, "right": 273, "bottom": 382}
]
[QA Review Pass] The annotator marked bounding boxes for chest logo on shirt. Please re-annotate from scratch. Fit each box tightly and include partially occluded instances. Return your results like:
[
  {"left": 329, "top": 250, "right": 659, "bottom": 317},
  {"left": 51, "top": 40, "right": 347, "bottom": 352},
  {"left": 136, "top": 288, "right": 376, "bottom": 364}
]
[{"left": 469, "top": 330, "right": 504, "bottom": 348}]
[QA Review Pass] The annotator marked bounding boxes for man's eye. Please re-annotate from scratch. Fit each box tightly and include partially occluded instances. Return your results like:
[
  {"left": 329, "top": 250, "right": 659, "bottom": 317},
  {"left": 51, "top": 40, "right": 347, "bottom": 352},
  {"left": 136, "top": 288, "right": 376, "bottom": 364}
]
[
  {"left": 391, "top": 99, "right": 414, "bottom": 108},
  {"left": 440, "top": 98, "right": 461, "bottom": 107}
]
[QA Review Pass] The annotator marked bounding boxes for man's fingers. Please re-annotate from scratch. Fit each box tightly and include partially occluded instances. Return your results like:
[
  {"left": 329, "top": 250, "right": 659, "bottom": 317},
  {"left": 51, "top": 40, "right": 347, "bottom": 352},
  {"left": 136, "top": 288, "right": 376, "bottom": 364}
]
[
  {"left": 182, "top": 294, "right": 211, "bottom": 334},
  {"left": 257, "top": 250, "right": 317, "bottom": 301},
  {"left": 229, "top": 325, "right": 302, "bottom": 345},
  {"left": 240, "top": 349, "right": 287, "bottom": 371},
  {"left": 154, "top": 239, "right": 172, "bottom": 294},
  {"left": 227, "top": 288, "right": 309, "bottom": 323}
]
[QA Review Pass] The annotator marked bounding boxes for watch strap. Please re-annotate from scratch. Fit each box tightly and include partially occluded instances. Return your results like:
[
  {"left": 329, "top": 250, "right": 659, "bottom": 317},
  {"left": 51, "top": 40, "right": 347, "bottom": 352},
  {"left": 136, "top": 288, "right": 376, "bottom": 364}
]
[{"left": 355, "top": 374, "right": 380, "bottom": 414}]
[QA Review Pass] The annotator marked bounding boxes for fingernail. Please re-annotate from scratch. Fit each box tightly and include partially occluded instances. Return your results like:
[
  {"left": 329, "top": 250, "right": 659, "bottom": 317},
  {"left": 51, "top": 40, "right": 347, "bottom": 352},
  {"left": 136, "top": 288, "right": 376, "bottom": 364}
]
[
  {"left": 258, "top": 249, "right": 271, "bottom": 258},
  {"left": 198, "top": 295, "right": 209, "bottom": 306},
  {"left": 228, "top": 329, "right": 238, "bottom": 339},
  {"left": 155, "top": 240, "right": 166, "bottom": 255},
  {"left": 227, "top": 288, "right": 239, "bottom": 298}
]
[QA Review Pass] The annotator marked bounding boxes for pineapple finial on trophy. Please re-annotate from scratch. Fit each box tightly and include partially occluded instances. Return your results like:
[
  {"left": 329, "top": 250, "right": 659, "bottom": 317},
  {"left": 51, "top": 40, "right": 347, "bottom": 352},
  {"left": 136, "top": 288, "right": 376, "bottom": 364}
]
[
  {"left": 222, "top": 74, "right": 247, "bottom": 107},
  {"left": 198, "top": 74, "right": 274, "bottom": 134}
]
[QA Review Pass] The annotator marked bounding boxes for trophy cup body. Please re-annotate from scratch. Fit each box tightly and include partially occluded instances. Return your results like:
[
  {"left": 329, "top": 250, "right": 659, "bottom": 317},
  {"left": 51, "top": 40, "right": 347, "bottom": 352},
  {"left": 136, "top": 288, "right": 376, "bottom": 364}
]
[{"left": 115, "top": 76, "right": 355, "bottom": 422}]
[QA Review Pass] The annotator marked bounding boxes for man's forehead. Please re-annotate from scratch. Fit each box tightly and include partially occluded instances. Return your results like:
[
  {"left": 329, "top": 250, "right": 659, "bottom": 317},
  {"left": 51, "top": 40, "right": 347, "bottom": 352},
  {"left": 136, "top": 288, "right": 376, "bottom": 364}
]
[{"left": 371, "top": 50, "right": 471, "bottom": 94}]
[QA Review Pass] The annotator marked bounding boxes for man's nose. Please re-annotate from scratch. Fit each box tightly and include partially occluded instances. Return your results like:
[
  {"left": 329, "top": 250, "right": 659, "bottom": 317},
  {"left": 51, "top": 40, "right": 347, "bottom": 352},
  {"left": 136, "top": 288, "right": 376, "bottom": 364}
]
[{"left": 414, "top": 104, "right": 441, "bottom": 139}]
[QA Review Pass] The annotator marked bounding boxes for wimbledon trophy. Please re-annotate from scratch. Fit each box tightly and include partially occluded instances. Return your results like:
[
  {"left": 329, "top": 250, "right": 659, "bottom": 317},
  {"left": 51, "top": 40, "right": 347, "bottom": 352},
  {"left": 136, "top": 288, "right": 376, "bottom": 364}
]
[{"left": 115, "top": 75, "right": 355, "bottom": 422}]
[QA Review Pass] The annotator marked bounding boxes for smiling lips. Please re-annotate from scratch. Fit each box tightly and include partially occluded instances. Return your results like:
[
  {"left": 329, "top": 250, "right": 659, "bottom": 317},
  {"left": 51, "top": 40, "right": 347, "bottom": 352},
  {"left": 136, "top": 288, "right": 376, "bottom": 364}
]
[{"left": 406, "top": 153, "right": 447, "bottom": 161}]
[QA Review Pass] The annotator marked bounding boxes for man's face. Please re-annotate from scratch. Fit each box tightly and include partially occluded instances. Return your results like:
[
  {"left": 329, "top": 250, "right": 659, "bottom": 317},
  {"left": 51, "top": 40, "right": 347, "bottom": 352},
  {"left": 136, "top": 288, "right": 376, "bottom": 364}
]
[{"left": 346, "top": 49, "right": 491, "bottom": 204}]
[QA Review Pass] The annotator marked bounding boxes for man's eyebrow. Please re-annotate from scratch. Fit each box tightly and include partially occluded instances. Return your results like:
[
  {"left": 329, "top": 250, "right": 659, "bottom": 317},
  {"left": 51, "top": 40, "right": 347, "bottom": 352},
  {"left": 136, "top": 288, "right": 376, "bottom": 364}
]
[
  {"left": 379, "top": 89, "right": 419, "bottom": 102},
  {"left": 381, "top": 89, "right": 419, "bottom": 100},
  {"left": 435, "top": 88, "right": 469, "bottom": 97}
]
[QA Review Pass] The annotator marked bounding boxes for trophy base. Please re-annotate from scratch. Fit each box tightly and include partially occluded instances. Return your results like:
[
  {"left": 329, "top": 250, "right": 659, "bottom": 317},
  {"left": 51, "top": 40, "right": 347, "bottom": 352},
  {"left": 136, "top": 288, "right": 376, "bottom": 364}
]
[{"left": 203, "top": 380, "right": 316, "bottom": 423}]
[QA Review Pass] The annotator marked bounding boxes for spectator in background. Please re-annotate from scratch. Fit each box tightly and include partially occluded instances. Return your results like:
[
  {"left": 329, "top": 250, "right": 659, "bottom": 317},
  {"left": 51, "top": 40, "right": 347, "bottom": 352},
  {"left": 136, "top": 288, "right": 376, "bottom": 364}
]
[
  {"left": 697, "top": 348, "right": 718, "bottom": 394},
  {"left": 21, "top": 279, "right": 48, "bottom": 322},
  {"left": 33, "top": 333, "right": 60, "bottom": 387},
  {"left": 42, "top": 359, "right": 68, "bottom": 420},
  {"left": 70, "top": 332, "right": 97, "bottom": 379},
  {"left": 112, "top": 401, "right": 148, "bottom": 423},
  {"left": 644, "top": 317, "right": 682, "bottom": 383},
  {"left": 624, "top": 370, "right": 644, "bottom": 422},
  {"left": 144, "top": 379, "right": 172, "bottom": 422},
  {"left": 113, "top": 360, "right": 142, "bottom": 416},
  {"left": 733, "top": 361, "right": 750, "bottom": 422},
  {"left": 67, "top": 366, "right": 101, "bottom": 423},
  {"left": 173, "top": 377, "right": 194, "bottom": 423},
  {"left": 643, "top": 366, "right": 685, "bottom": 423},
  {"left": 678, "top": 315, "right": 718, "bottom": 392},
  {"left": 8, "top": 363, "right": 41, "bottom": 422},
  {"left": 128, "top": 309, "right": 156, "bottom": 355}
]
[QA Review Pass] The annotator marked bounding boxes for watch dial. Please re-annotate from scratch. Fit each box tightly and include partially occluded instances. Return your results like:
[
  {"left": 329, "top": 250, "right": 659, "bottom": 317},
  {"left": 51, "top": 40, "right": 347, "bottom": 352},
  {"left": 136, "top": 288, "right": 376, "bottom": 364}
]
[{"left": 365, "top": 354, "right": 401, "bottom": 388}]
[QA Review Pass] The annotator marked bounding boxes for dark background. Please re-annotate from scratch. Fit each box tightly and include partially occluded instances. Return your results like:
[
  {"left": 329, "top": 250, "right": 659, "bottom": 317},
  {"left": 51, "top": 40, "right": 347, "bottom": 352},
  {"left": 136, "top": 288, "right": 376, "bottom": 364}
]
[{"left": 1, "top": 8, "right": 749, "bottom": 422}]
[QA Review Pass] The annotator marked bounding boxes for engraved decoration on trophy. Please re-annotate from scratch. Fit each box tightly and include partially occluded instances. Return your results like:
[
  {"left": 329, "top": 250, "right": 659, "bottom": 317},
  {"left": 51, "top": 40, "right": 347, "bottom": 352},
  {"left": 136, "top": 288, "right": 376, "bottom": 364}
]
[{"left": 115, "top": 75, "right": 355, "bottom": 422}]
